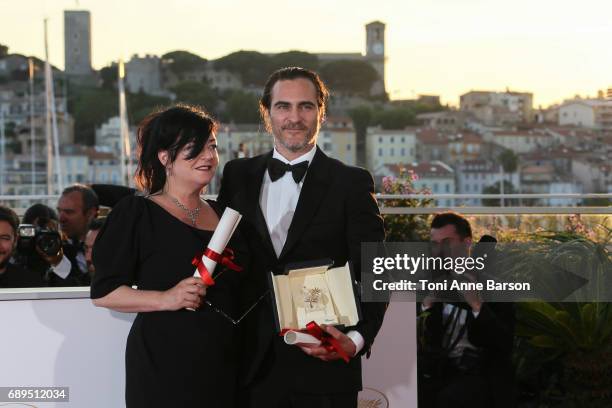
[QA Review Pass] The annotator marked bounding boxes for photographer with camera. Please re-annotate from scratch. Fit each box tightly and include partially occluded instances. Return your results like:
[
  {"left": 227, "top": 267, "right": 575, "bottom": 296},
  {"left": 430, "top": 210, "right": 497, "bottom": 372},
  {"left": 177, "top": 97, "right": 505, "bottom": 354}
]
[
  {"left": 418, "top": 212, "right": 516, "bottom": 408},
  {"left": 14, "top": 204, "right": 61, "bottom": 282},
  {"left": 41, "top": 184, "right": 100, "bottom": 287},
  {"left": 0, "top": 205, "right": 44, "bottom": 288},
  {"left": 16, "top": 185, "right": 99, "bottom": 287}
]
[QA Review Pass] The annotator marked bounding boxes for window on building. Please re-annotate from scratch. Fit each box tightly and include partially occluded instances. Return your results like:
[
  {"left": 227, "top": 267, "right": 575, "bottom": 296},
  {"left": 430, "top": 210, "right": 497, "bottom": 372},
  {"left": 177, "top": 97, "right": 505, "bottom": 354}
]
[
  {"left": 378, "top": 148, "right": 383, "bottom": 157},
  {"left": 401, "top": 148, "right": 405, "bottom": 156},
  {"left": 445, "top": 183, "right": 450, "bottom": 193},
  {"left": 390, "top": 137, "right": 395, "bottom": 143},
  {"left": 390, "top": 148, "right": 394, "bottom": 156},
  {"left": 347, "top": 144, "right": 351, "bottom": 151},
  {"left": 433, "top": 183, "right": 439, "bottom": 192},
  {"left": 378, "top": 137, "right": 383, "bottom": 143}
]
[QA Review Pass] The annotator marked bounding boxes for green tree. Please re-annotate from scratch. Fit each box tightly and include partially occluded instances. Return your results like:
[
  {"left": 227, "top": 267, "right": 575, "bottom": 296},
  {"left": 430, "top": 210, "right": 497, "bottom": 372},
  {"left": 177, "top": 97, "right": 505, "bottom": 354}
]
[
  {"left": 269, "top": 51, "right": 319, "bottom": 72},
  {"left": 100, "top": 64, "right": 118, "bottom": 90},
  {"left": 226, "top": 91, "right": 261, "bottom": 124},
  {"left": 0, "top": 44, "right": 8, "bottom": 58},
  {"left": 498, "top": 149, "right": 519, "bottom": 173},
  {"left": 373, "top": 107, "right": 416, "bottom": 130},
  {"left": 170, "top": 80, "right": 217, "bottom": 111},
  {"left": 348, "top": 105, "right": 372, "bottom": 166},
  {"left": 214, "top": 51, "right": 272, "bottom": 86},
  {"left": 319, "top": 60, "right": 379, "bottom": 96},
  {"left": 482, "top": 180, "right": 517, "bottom": 206},
  {"left": 67, "top": 84, "right": 171, "bottom": 145},
  {"left": 162, "top": 50, "right": 207, "bottom": 76},
  {"left": 126, "top": 91, "right": 171, "bottom": 125},
  {"left": 348, "top": 105, "right": 372, "bottom": 137},
  {"left": 68, "top": 86, "right": 118, "bottom": 145}
]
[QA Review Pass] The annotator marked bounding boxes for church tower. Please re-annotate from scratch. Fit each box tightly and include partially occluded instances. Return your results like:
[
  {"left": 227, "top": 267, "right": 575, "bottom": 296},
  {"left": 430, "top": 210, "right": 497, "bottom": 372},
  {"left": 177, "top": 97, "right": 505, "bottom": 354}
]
[{"left": 365, "top": 21, "right": 386, "bottom": 97}]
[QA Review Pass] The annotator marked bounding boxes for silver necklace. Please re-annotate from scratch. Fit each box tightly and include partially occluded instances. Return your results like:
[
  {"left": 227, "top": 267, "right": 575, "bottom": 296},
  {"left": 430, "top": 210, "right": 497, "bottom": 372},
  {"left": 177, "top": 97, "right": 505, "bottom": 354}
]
[{"left": 169, "top": 196, "right": 203, "bottom": 226}]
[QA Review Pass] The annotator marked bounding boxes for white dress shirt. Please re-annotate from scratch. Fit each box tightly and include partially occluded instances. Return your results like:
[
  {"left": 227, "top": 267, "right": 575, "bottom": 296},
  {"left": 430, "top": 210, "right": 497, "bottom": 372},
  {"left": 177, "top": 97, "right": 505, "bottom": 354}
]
[
  {"left": 259, "top": 146, "right": 365, "bottom": 356},
  {"left": 51, "top": 239, "right": 87, "bottom": 279},
  {"left": 420, "top": 303, "right": 480, "bottom": 358}
]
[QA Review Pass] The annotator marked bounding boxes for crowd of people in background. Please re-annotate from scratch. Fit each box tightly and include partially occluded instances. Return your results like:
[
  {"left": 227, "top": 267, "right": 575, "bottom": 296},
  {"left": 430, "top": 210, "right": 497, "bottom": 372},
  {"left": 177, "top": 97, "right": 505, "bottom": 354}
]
[{"left": 0, "top": 183, "right": 105, "bottom": 288}]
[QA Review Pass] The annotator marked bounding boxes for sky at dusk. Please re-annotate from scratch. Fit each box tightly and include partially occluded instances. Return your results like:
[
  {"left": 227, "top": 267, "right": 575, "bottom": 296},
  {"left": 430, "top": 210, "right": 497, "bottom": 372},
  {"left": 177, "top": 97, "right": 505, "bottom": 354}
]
[{"left": 2, "top": 0, "right": 611, "bottom": 107}]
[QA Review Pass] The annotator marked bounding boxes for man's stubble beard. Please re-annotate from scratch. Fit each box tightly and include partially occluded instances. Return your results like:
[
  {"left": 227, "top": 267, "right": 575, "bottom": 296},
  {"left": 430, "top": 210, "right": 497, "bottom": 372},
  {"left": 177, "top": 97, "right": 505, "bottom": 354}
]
[{"left": 273, "top": 124, "right": 320, "bottom": 154}]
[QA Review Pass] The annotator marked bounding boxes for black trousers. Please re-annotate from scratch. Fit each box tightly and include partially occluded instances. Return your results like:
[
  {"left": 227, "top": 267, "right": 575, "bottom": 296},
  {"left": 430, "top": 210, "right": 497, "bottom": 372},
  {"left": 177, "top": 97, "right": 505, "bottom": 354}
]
[
  {"left": 419, "top": 361, "right": 514, "bottom": 408},
  {"left": 245, "top": 387, "right": 357, "bottom": 408},
  {"left": 241, "top": 354, "right": 358, "bottom": 408}
]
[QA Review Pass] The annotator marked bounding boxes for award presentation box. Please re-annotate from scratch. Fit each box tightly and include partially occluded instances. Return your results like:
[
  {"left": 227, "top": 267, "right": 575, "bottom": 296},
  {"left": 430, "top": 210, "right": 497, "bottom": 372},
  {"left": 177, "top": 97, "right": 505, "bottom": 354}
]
[{"left": 268, "top": 260, "right": 362, "bottom": 332}]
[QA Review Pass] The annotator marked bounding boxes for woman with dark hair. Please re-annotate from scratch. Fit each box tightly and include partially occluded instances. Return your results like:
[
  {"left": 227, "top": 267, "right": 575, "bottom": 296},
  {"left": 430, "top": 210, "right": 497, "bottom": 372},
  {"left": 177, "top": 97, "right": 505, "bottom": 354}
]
[{"left": 91, "top": 104, "right": 243, "bottom": 407}]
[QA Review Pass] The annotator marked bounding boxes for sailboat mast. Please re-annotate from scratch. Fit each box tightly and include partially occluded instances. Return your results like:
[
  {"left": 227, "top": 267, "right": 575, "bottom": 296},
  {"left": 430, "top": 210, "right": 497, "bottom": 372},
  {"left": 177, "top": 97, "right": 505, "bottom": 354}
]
[
  {"left": 29, "top": 58, "right": 36, "bottom": 194},
  {"left": 43, "top": 18, "right": 54, "bottom": 195}
]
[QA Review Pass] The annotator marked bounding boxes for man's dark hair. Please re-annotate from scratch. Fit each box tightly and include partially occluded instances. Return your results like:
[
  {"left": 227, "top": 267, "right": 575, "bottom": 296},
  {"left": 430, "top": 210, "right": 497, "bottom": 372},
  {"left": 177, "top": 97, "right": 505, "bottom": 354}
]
[
  {"left": 61, "top": 184, "right": 99, "bottom": 213},
  {"left": 259, "top": 67, "right": 330, "bottom": 124},
  {"left": 23, "top": 203, "right": 58, "bottom": 224},
  {"left": 88, "top": 217, "right": 106, "bottom": 232},
  {"left": 0, "top": 205, "right": 19, "bottom": 237},
  {"left": 431, "top": 212, "right": 472, "bottom": 239}
]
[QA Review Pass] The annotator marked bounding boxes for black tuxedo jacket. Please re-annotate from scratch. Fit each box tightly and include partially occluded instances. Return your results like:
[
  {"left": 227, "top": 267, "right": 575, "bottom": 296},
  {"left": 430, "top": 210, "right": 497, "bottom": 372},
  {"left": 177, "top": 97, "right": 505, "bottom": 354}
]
[
  {"left": 217, "top": 147, "right": 387, "bottom": 394},
  {"left": 418, "top": 302, "right": 516, "bottom": 407}
]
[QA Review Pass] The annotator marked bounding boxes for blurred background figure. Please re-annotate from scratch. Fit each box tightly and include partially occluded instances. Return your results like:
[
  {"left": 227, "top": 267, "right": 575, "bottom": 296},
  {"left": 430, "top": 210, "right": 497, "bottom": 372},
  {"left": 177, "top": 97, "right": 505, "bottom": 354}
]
[
  {"left": 45, "top": 184, "right": 99, "bottom": 286},
  {"left": 0, "top": 205, "right": 44, "bottom": 288},
  {"left": 84, "top": 217, "right": 105, "bottom": 277}
]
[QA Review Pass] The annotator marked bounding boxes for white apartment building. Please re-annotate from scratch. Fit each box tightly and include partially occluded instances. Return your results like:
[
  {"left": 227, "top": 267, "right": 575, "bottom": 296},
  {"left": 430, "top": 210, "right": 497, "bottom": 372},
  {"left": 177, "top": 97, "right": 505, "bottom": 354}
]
[
  {"left": 95, "top": 116, "right": 137, "bottom": 158},
  {"left": 488, "top": 130, "right": 553, "bottom": 154},
  {"left": 365, "top": 128, "right": 417, "bottom": 171},
  {"left": 460, "top": 90, "right": 533, "bottom": 125},
  {"left": 571, "top": 159, "right": 612, "bottom": 193},
  {"left": 559, "top": 99, "right": 612, "bottom": 130},
  {"left": 456, "top": 160, "right": 520, "bottom": 205},
  {"left": 318, "top": 126, "right": 356, "bottom": 166}
]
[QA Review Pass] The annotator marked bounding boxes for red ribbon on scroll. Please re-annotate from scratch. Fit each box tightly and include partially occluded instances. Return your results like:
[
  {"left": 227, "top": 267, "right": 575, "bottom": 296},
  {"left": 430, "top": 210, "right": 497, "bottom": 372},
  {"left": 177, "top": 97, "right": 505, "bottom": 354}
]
[
  {"left": 281, "top": 321, "right": 350, "bottom": 363},
  {"left": 191, "top": 247, "right": 243, "bottom": 286}
]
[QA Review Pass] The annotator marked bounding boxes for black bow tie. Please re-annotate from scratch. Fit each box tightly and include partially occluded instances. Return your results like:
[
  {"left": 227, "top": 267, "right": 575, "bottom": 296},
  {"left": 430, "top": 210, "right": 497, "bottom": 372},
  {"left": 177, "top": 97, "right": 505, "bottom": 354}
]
[{"left": 267, "top": 158, "right": 309, "bottom": 183}]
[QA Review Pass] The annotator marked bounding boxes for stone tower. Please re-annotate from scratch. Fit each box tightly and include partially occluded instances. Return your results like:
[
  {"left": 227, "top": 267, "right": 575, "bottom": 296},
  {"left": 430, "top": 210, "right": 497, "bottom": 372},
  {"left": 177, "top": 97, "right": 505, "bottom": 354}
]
[
  {"left": 64, "top": 10, "right": 92, "bottom": 76},
  {"left": 365, "top": 21, "right": 386, "bottom": 97}
]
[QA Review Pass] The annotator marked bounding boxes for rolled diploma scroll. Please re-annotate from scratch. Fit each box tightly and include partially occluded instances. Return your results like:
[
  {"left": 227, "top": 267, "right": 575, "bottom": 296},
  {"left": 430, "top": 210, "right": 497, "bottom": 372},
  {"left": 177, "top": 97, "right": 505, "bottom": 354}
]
[
  {"left": 193, "top": 207, "right": 242, "bottom": 285},
  {"left": 284, "top": 330, "right": 322, "bottom": 346}
]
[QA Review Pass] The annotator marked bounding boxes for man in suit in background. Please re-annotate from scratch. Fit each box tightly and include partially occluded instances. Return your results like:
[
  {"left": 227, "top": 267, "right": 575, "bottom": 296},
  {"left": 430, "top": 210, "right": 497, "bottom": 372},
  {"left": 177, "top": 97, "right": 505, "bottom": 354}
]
[
  {"left": 218, "top": 67, "right": 387, "bottom": 407},
  {"left": 418, "top": 212, "right": 516, "bottom": 408}
]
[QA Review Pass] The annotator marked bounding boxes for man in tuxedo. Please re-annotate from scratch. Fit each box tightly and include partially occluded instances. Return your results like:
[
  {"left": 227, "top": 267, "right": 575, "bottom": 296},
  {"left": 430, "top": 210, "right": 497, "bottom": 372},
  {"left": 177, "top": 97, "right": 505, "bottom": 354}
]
[
  {"left": 418, "top": 212, "right": 516, "bottom": 408},
  {"left": 218, "top": 67, "right": 386, "bottom": 407},
  {"left": 44, "top": 184, "right": 99, "bottom": 286}
]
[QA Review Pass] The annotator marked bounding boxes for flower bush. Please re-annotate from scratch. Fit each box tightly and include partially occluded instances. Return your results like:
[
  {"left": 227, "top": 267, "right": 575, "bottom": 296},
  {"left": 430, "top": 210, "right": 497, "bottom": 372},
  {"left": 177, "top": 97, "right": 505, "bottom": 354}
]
[{"left": 379, "top": 168, "right": 433, "bottom": 242}]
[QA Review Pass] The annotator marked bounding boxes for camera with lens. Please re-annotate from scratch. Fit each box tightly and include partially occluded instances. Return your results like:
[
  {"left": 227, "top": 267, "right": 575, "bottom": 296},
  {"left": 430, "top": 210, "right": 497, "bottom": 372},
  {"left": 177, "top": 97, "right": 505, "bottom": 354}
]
[{"left": 17, "top": 218, "right": 62, "bottom": 258}]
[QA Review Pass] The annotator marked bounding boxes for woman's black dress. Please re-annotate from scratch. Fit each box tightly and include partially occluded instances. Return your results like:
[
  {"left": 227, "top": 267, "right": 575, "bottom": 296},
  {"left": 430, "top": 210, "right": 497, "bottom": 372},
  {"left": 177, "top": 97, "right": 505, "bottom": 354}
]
[{"left": 91, "top": 195, "right": 243, "bottom": 408}]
